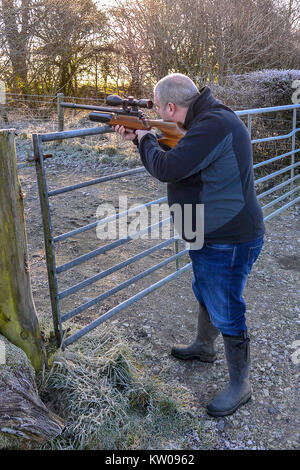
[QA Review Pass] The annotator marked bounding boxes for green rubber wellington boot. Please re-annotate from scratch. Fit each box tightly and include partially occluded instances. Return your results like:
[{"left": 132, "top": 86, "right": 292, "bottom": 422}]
[
  {"left": 207, "top": 331, "right": 252, "bottom": 417},
  {"left": 171, "top": 304, "right": 219, "bottom": 362}
]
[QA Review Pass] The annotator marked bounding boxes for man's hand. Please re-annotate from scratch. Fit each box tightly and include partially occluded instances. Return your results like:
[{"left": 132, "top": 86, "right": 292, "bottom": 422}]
[
  {"left": 112, "top": 125, "right": 136, "bottom": 141},
  {"left": 113, "top": 125, "right": 156, "bottom": 143}
]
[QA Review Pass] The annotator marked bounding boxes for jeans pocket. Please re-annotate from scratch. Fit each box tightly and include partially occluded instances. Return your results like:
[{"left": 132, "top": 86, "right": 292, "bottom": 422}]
[
  {"left": 247, "top": 244, "right": 263, "bottom": 273},
  {"left": 200, "top": 243, "right": 234, "bottom": 268},
  {"left": 205, "top": 242, "right": 233, "bottom": 250}
]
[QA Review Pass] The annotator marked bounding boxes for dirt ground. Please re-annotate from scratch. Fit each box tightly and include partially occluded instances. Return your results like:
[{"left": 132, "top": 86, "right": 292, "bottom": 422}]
[{"left": 16, "top": 135, "right": 300, "bottom": 451}]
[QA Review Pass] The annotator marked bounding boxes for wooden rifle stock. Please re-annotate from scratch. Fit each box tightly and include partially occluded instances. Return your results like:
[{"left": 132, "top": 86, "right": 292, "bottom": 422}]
[{"left": 89, "top": 112, "right": 187, "bottom": 148}]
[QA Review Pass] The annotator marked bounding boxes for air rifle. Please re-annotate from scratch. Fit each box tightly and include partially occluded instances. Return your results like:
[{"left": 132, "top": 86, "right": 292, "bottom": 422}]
[{"left": 88, "top": 95, "right": 187, "bottom": 148}]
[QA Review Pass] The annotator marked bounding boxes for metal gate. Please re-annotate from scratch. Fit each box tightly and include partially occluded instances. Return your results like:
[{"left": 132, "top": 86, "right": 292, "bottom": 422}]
[{"left": 32, "top": 102, "right": 300, "bottom": 348}]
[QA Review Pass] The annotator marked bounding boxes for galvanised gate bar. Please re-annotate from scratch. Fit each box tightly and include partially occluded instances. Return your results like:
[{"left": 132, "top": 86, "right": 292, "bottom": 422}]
[{"left": 32, "top": 103, "right": 300, "bottom": 348}]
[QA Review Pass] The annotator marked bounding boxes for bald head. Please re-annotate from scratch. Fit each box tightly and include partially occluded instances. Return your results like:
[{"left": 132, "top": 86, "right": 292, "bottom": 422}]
[{"left": 154, "top": 73, "right": 199, "bottom": 109}]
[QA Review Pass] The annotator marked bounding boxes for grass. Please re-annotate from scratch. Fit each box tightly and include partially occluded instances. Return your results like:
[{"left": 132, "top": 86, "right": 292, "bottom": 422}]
[
  {"left": 40, "top": 136, "right": 141, "bottom": 169},
  {"left": 37, "top": 326, "right": 212, "bottom": 450}
]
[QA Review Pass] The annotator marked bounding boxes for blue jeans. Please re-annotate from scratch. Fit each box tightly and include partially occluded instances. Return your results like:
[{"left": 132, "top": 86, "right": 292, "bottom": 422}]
[{"left": 189, "top": 236, "right": 264, "bottom": 336}]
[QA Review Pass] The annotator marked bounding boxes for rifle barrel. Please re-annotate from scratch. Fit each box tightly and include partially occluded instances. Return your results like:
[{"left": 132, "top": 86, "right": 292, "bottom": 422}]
[{"left": 60, "top": 102, "right": 126, "bottom": 113}]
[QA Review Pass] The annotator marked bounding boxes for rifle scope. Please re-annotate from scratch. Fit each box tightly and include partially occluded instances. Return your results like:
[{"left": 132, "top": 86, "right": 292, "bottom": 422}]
[{"left": 107, "top": 94, "right": 153, "bottom": 110}]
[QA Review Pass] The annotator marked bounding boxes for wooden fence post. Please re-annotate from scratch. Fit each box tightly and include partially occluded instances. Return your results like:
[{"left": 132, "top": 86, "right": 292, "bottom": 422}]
[
  {"left": 57, "top": 93, "right": 64, "bottom": 132},
  {"left": 0, "top": 129, "right": 44, "bottom": 371}
]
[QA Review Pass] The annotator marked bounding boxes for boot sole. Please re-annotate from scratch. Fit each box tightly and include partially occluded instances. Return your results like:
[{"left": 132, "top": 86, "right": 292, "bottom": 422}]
[
  {"left": 206, "top": 392, "right": 252, "bottom": 417},
  {"left": 171, "top": 352, "right": 216, "bottom": 363}
]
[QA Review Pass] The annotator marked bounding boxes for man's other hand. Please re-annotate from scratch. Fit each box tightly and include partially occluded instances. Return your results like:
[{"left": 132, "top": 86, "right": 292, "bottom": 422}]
[{"left": 112, "top": 125, "right": 136, "bottom": 141}]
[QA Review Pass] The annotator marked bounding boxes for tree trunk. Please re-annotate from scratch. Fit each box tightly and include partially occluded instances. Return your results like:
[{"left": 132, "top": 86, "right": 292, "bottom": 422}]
[
  {"left": 0, "top": 129, "right": 44, "bottom": 371},
  {"left": 0, "top": 334, "right": 64, "bottom": 448},
  {"left": 2, "top": 0, "right": 29, "bottom": 93}
]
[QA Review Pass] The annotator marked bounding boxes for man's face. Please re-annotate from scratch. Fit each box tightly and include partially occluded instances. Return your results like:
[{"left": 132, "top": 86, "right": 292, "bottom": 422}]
[
  {"left": 154, "top": 91, "right": 188, "bottom": 124},
  {"left": 154, "top": 93, "right": 173, "bottom": 121}
]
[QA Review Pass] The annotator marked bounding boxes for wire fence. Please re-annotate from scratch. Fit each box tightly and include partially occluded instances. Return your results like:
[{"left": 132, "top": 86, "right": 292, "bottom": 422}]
[
  {"left": 1, "top": 92, "right": 299, "bottom": 178},
  {"left": 0, "top": 92, "right": 108, "bottom": 132}
]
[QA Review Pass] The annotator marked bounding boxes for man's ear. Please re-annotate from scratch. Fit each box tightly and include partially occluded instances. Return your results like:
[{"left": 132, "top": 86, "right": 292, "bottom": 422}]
[{"left": 168, "top": 102, "right": 176, "bottom": 115}]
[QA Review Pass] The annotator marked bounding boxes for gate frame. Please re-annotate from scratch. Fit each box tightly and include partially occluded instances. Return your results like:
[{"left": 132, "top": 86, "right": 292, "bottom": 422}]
[
  {"left": 32, "top": 103, "right": 300, "bottom": 348},
  {"left": 32, "top": 126, "right": 190, "bottom": 347}
]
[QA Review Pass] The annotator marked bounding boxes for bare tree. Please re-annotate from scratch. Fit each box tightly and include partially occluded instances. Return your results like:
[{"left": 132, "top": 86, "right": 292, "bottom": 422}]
[
  {"left": 0, "top": 0, "right": 299, "bottom": 95},
  {"left": 110, "top": 0, "right": 300, "bottom": 92},
  {"left": 32, "top": 0, "right": 109, "bottom": 94},
  {"left": 0, "top": 0, "right": 38, "bottom": 92},
  {"left": 210, "top": 0, "right": 300, "bottom": 82}
]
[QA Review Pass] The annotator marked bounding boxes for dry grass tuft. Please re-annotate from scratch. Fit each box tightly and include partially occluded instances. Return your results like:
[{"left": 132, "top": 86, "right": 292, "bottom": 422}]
[{"left": 38, "top": 327, "right": 212, "bottom": 450}]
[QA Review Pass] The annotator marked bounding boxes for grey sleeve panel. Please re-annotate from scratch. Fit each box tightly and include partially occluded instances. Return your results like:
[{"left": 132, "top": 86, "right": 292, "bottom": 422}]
[{"left": 179, "top": 133, "right": 231, "bottom": 180}]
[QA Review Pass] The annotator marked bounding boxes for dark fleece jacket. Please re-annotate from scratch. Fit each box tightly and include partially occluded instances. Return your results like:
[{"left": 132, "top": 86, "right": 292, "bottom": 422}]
[{"left": 138, "top": 86, "right": 265, "bottom": 244}]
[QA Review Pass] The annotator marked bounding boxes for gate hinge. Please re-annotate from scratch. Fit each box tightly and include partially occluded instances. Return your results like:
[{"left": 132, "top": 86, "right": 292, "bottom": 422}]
[{"left": 26, "top": 153, "right": 53, "bottom": 163}]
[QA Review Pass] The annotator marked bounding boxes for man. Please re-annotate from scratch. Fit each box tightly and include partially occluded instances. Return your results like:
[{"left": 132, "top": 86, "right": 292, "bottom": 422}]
[{"left": 114, "top": 73, "right": 265, "bottom": 417}]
